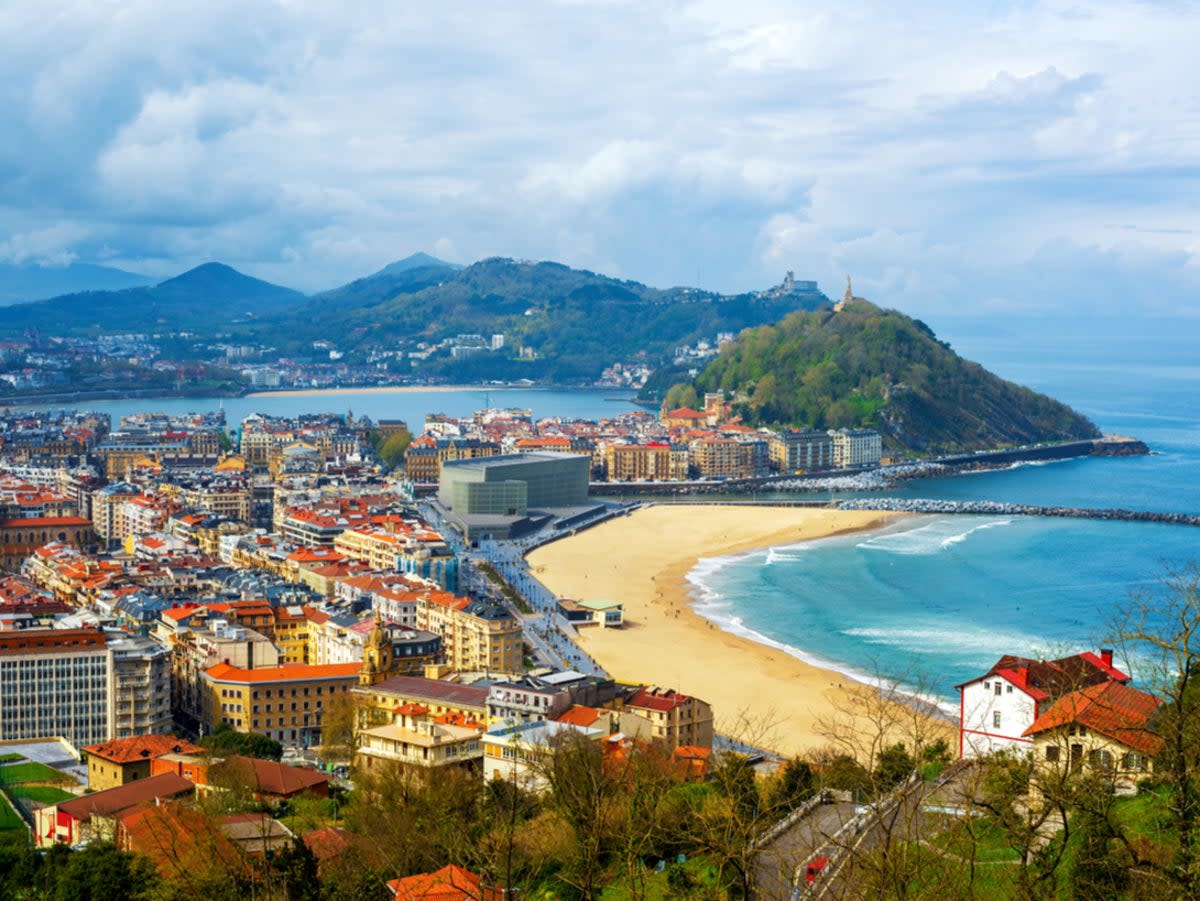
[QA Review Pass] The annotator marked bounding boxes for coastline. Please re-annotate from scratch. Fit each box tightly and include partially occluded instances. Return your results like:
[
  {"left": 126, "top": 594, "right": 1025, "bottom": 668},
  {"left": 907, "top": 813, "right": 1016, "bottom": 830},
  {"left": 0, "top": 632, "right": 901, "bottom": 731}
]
[{"left": 527, "top": 504, "right": 949, "bottom": 758}]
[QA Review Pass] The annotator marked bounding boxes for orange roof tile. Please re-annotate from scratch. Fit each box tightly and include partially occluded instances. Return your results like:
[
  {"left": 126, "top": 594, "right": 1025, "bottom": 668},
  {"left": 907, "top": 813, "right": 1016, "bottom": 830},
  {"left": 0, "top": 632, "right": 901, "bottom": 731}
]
[
  {"left": 206, "top": 661, "right": 362, "bottom": 683},
  {"left": 84, "top": 734, "right": 204, "bottom": 765}
]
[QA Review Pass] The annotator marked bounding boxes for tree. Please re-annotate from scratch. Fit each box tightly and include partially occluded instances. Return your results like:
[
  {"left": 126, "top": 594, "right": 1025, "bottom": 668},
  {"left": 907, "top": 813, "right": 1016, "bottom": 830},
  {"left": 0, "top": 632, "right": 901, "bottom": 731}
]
[
  {"left": 202, "top": 723, "right": 284, "bottom": 760},
  {"left": 376, "top": 429, "right": 412, "bottom": 470}
]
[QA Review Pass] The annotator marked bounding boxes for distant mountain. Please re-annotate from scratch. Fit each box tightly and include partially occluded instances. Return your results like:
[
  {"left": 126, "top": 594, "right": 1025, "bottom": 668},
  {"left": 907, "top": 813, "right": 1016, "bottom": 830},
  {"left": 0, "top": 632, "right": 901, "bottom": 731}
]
[
  {"left": 676, "top": 298, "right": 1100, "bottom": 454},
  {"left": 310, "top": 253, "right": 461, "bottom": 313},
  {"left": 273, "top": 257, "right": 830, "bottom": 381},
  {"left": 369, "top": 252, "right": 461, "bottom": 279},
  {"left": 0, "top": 263, "right": 305, "bottom": 334},
  {"left": 0, "top": 262, "right": 153, "bottom": 306}
]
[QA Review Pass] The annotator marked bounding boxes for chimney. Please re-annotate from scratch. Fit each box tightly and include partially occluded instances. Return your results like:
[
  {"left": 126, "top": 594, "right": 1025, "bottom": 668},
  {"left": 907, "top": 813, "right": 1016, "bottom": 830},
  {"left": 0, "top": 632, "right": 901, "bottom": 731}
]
[{"left": 1100, "top": 648, "right": 1114, "bottom": 667}]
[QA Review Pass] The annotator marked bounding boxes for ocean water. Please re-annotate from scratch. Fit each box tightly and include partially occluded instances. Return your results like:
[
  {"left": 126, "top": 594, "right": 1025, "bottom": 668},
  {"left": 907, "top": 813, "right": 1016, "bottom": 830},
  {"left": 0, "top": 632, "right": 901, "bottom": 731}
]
[{"left": 691, "top": 335, "right": 1200, "bottom": 704}]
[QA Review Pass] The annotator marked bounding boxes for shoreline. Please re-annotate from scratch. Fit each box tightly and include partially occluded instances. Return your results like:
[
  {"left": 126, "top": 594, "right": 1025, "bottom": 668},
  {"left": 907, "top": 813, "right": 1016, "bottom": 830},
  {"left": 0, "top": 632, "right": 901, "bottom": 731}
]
[
  {"left": 245, "top": 384, "right": 630, "bottom": 399},
  {"left": 527, "top": 504, "right": 951, "bottom": 758}
]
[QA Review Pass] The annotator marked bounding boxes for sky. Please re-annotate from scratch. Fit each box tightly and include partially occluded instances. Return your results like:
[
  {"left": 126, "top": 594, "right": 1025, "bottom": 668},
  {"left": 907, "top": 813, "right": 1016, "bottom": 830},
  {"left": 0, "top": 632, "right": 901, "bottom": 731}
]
[{"left": 2, "top": 0, "right": 1198, "bottom": 330}]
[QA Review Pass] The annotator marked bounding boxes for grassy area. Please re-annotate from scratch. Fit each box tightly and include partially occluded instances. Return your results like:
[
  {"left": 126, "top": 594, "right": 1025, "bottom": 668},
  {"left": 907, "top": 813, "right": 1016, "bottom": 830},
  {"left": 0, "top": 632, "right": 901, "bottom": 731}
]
[
  {"left": 0, "top": 754, "right": 24, "bottom": 764},
  {"left": 0, "top": 799, "right": 25, "bottom": 832},
  {"left": 598, "top": 858, "right": 722, "bottom": 901},
  {"left": 5, "top": 785, "right": 75, "bottom": 804},
  {"left": 0, "top": 762, "right": 75, "bottom": 786},
  {"left": 932, "top": 816, "right": 1022, "bottom": 863}
]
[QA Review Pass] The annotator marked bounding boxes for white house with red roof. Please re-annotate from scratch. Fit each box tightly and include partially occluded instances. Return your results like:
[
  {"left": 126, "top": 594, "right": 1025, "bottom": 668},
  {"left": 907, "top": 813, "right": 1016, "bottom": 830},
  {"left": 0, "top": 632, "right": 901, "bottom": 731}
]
[{"left": 956, "top": 649, "right": 1129, "bottom": 759}]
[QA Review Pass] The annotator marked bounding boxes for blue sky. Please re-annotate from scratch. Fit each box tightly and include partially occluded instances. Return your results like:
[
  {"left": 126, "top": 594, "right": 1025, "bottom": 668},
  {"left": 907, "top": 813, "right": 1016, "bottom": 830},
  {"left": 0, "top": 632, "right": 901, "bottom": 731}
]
[{"left": 2, "top": 0, "right": 1198, "bottom": 326}]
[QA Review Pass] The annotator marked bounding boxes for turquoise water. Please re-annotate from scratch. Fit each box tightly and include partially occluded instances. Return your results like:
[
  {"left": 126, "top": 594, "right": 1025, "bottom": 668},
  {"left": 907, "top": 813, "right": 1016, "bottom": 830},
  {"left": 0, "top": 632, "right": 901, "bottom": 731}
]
[{"left": 692, "top": 336, "right": 1200, "bottom": 704}]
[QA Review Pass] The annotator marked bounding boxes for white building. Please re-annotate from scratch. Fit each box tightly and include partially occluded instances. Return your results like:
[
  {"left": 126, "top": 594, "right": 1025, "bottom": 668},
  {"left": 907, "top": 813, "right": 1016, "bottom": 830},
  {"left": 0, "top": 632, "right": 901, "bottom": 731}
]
[
  {"left": 829, "top": 428, "right": 883, "bottom": 469},
  {"left": 957, "top": 650, "right": 1129, "bottom": 759},
  {"left": 481, "top": 719, "right": 606, "bottom": 791}
]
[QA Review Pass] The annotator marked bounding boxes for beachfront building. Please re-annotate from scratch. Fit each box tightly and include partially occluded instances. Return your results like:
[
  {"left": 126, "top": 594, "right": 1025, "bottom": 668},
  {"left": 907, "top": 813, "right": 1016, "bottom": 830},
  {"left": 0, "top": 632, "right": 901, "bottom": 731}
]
[
  {"left": 603, "top": 442, "right": 687, "bottom": 482},
  {"left": 829, "top": 428, "right": 883, "bottom": 469},
  {"left": 1023, "top": 680, "right": 1161, "bottom": 797},
  {"left": 768, "top": 429, "right": 835, "bottom": 474},
  {"left": 437, "top": 451, "right": 596, "bottom": 540},
  {"left": 956, "top": 649, "right": 1129, "bottom": 759},
  {"left": 621, "top": 686, "right": 714, "bottom": 751}
]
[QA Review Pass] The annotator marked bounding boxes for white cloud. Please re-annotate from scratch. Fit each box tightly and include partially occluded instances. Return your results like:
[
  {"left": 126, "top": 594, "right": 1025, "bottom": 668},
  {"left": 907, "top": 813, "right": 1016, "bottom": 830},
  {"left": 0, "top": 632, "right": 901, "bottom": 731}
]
[{"left": 0, "top": 0, "right": 1196, "bottom": 327}]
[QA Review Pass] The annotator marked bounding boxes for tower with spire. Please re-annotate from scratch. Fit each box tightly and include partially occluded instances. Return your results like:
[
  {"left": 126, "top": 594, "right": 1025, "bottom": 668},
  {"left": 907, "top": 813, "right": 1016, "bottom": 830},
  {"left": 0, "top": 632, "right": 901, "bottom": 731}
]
[
  {"left": 359, "top": 609, "right": 394, "bottom": 686},
  {"left": 834, "top": 275, "right": 854, "bottom": 312}
]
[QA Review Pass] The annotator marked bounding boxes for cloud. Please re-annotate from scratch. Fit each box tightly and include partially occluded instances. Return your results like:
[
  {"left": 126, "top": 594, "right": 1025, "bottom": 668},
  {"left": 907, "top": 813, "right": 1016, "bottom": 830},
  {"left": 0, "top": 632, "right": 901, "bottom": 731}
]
[{"left": 0, "top": 0, "right": 1196, "bottom": 329}]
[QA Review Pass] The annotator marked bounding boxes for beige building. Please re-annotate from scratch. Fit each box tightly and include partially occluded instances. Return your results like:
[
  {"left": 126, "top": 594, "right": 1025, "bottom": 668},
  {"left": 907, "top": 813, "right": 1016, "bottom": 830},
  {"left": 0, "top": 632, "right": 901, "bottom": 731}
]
[
  {"left": 603, "top": 443, "right": 687, "bottom": 482},
  {"left": 355, "top": 703, "right": 484, "bottom": 776},
  {"left": 203, "top": 661, "right": 362, "bottom": 748},
  {"left": 621, "top": 686, "right": 714, "bottom": 750},
  {"left": 1024, "top": 680, "right": 1161, "bottom": 797}
]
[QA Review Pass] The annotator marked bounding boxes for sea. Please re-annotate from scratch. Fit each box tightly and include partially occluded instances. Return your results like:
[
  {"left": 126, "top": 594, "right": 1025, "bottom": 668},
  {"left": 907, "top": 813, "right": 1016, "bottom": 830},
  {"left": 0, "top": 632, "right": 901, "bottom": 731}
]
[
  {"left": 688, "top": 331, "right": 1200, "bottom": 706},
  {"left": 11, "top": 336, "right": 1198, "bottom": 706}
]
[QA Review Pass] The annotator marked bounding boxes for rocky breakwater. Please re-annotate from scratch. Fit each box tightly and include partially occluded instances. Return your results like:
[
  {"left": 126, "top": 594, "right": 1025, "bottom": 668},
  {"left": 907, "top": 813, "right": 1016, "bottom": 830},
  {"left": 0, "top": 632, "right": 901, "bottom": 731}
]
[{"left": 836, "top": 497, "right": 1200, "bottom": 527}]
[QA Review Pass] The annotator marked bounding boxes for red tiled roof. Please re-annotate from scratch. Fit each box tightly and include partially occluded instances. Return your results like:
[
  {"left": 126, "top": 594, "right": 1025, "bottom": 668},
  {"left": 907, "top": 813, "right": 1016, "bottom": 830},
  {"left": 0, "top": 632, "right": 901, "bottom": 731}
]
[
  {"left": 58, "top": 772, "right": 194, "bottom": 821},
  {"left": 206, "top": 662, "right": 362, "bottom": 683},
  {"left": 303, "top": 825, "right": 354, "bottom": 859},
  {"left": 387, "top": 864, "right": 495, "bottom": 901},
  {"left": 84, "top": 734, "right": 203, "bottom": 765},
  {"left": 216, "top": 756, "right": 330, "bottom": 797},
  {"left": 556, "top": 705, "right": 603, "bottom": 727},
  {"left": 1023, "top": 680, "right": 1162, "bottom": 756},
  {"left": 628, "top": 686, "right": 691, "bottom": 712}
]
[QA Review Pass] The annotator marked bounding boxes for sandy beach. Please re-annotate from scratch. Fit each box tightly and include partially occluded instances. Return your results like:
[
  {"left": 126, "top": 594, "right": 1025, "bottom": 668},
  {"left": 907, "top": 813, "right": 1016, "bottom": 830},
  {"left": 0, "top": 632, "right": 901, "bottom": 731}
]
[{"left": 528, "top": 504, "right": 949, "bottom": 758}]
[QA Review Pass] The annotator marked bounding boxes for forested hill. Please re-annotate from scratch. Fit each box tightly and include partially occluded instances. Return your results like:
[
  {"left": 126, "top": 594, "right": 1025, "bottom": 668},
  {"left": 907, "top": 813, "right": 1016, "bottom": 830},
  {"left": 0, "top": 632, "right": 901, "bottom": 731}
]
[
  {"left": 680, "top": 299, "right": 1101, "bottom": 453},
  {"left": 275, "top": 258, "right": 831, "bottom": 381}
]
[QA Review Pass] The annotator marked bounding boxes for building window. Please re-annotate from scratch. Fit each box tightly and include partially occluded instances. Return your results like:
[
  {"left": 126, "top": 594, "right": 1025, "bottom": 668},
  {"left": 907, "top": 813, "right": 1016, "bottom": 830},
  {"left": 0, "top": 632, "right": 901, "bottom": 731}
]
[
  {"left": 1089, "top": 749, "right": 1114, "bottom": 772},
  {"left": 1045, "top": 745, "right": 1060, "bottom": 762},
  {"left": 994, "top": 683, "right": 1002, "bottom": 696},
  {"left": 1123, "top": 752, "right": 1145, "bottom": 772},
  {"left": 993, "top": 710, "right": 1002, "bottom": 729}
]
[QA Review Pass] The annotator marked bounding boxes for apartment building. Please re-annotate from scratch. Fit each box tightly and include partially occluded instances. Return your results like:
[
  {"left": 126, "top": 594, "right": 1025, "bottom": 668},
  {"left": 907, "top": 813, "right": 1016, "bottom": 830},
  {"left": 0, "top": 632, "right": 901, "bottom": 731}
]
[
  {"left": 768, "top": 429, "right": 835, "bottom": 473},
  {"left": 829, "top": 428, "right": 883, "bottom": 469},
  {"left": 0, "top": 628, "right": 111, "bottom": 748},
  {"left": 202, "top": 661, "right": 361, "bottom": 748}
]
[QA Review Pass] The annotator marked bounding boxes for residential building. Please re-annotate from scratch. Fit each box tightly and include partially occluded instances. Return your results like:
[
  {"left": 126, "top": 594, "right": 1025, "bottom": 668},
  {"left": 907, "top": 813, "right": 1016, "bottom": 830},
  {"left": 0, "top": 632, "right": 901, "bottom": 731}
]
[
  {"left": 35, "top": 771, "right": 195, "bottom": 847},
  {"left": 621, "top": 686, "right": 714, "bottom": 750},
  {"left": 202, "top": 661, "right": 361, "bottom": 747},
  {"left": 829, "top": 428, "right": 883, "bottom": 469},
  {"left": 957, "top": 649, "right": 1130, "bottom": 758},
  {"left": 353, "top": 675, "right": 489, "bottom": 729},
  {"left": 768, "top": 429, "right": 835, "bottom": 473},
  {"left": 83, "top": 734, "right": 204, "bottom": 791},
  {"left": 107, "top": 632, "right": 174, "bottom": 738},
  {"left": 356, "top": 703, "right": 484, "bottom": 776},
  {"left": 388, "top": 865, "right": 500, "bottom": 901},
  {"left": 481, "top": 718, "right": 607, "bottom": 791},
  {"left": 1024, "top": 680, "right": 1161, "bottom": 796}
]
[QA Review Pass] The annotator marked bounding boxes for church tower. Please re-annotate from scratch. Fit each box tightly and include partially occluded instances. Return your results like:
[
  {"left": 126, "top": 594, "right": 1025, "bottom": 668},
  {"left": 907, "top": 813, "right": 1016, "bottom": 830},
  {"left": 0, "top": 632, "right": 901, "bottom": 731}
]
[
  {"left": 834, "top": 275, "right": 853, "bottom": 312},
  {"left": 359, "top": 610, "right": 394, "bottom": 686}
]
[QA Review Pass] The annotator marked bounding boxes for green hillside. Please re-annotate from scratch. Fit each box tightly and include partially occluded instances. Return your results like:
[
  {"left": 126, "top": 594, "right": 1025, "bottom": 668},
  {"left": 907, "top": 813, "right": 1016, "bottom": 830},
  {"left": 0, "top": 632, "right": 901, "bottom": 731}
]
[
  {"left": 680, "top": 299, "right": 1100, "bottom": 453},
  {"left": 270, "top": 258, "right": 830, "bottom": 381}
]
